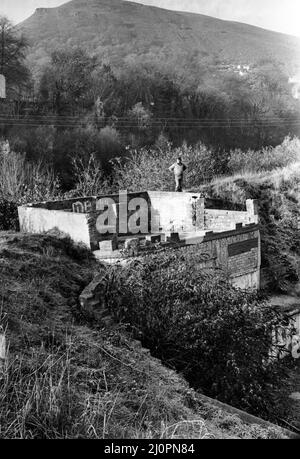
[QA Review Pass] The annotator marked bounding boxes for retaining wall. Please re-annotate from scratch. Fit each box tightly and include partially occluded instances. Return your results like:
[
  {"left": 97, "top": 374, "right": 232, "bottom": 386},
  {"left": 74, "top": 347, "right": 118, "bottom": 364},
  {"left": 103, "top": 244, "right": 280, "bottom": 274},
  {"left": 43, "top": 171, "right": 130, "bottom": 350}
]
[
  {"left": 17, "top": 206, "right": 91, "bottom": 247},
  {"left": 204, "top": 199, "right": 259, "bottom": 232},
  {"left": 186, "top": 224, "right": 261, "bottom": 290},
  {"left": 18, "top": 193, "right": 258, "bottom": 252}
]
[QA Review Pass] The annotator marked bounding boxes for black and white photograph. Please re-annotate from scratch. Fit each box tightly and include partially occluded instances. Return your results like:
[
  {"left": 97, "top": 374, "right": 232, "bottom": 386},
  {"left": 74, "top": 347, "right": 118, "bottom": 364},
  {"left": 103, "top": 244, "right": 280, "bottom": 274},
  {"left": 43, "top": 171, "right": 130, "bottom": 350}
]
[{"left": 0, "top": 0, "right": 300, "bottom": 444}]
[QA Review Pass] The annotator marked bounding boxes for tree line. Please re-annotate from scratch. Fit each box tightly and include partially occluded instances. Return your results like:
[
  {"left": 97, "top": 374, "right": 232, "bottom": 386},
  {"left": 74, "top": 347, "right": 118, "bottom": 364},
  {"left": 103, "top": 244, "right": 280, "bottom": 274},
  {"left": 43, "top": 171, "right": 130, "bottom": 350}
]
[{"left": 0, "top": 16, "right": 300, "bottom": 189}]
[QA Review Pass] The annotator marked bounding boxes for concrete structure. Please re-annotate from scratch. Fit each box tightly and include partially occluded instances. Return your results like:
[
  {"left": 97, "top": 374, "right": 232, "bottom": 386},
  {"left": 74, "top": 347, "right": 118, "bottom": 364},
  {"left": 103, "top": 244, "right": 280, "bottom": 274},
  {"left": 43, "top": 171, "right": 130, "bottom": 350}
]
[
  {"left": 289, "top": 75, "right": 300, "bottom": 100},
  {"left": 18, "top": 191, "right": 260, "bottom": 290},
  {"left": 0, "top": 75, "right": 6, "bottom": 99},
  {"left": 18, "top": 192, "right": 258, "bottom": 247}
]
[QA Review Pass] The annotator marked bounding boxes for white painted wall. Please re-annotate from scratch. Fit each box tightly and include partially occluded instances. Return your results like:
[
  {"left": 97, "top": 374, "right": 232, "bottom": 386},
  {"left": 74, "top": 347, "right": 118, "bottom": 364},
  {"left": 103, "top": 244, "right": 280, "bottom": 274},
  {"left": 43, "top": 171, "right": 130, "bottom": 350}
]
[
  {"left": 230, "top": 270, "right": 260, "bottom": 290},
  {"left": 18, "top": 206, "right": 91, "bottom": 247},
  {"left": 148, "top": 191, "right": 201, "bottom": 232}
]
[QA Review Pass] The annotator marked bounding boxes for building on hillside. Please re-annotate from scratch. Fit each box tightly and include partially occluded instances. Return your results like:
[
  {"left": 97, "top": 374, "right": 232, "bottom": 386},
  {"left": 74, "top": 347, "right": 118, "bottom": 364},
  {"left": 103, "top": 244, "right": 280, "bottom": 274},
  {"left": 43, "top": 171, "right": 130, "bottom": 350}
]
[
  {"left": 18, "top": 191, "right": 261, "bottom": 290},
  {"left": 289, "top": 75, "right": 300, "bottom": 99}
]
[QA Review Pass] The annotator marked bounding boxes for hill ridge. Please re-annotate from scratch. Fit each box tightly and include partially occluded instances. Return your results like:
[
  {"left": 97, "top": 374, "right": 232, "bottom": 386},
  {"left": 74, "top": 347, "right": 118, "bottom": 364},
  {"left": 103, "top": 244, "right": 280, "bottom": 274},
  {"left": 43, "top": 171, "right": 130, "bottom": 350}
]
[{"left": 17, "top": 0, "right": 300, "bottom": 76}]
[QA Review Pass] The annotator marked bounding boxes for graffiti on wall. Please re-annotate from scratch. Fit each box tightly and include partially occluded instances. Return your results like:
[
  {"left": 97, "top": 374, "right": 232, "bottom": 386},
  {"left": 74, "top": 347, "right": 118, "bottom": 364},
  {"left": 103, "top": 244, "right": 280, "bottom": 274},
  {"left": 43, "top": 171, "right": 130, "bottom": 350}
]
[{"left": 72, "top": 192, "right": 160, "bottom": 235}]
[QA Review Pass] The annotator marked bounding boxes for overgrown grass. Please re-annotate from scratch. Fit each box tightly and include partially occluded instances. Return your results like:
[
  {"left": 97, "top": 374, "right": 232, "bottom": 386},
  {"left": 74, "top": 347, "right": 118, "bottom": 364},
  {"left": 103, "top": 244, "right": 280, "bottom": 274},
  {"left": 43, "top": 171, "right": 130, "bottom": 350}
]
[
  {"left": 0, "top": 149, "right": 61, "bottom": 204},
  {"left": 0, "top": 232, "right": 287, "bottom": 439},
  {"left": 228, "top": 137, "right": 300, "bottom": 175},
  {"left": 111, "top": 141, "right": 224, "bottom": 192},
  {"left": 202, "top": 162, "right": 300, "bottom": 293},
  {"left": 0, "top": 145, "right": 62, "bottom": 231},
  {"left": 103, "top": 249, "right": 291, "bottom": 421},
  {"left": 0, "top": 332, "right": 203, "bottom": 439}
]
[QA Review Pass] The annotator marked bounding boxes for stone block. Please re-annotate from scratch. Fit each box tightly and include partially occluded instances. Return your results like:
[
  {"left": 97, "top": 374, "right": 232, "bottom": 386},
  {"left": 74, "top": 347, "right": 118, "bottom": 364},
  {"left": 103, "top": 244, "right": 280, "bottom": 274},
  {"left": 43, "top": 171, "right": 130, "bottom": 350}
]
[
  {"left": 165, "top": 232, "right": 180, "bottom": 243},
  {"left": 145, "top": 234, "right": 162, "bottom": 244},
  {"left": 99, "top": 235, "right": 118, "bottom": 252}
]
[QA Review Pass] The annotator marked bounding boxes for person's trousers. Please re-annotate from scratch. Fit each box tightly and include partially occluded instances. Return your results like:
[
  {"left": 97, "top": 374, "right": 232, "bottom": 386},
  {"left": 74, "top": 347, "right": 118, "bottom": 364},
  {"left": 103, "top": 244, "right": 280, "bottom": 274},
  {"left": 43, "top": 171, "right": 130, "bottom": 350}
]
[{"left": 175, "top": 176, "right": 183, "bottom": 192}]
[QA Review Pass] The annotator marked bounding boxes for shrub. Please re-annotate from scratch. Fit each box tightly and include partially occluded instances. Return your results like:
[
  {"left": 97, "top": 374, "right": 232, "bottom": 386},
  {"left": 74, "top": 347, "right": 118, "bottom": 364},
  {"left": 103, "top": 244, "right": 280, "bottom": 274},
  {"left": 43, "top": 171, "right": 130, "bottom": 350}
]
[
  {"left": 8, "top": 126, "right": 57, "bottom": 164},
  {"left": 112, "top": 141, "right": 221, "bottom": 192},
  {"left": 99, "top": 126, "right": 122, "bottom": 155},
  {"left": 0, "top": 143, "right": 62, "bottom": 231},
  {"left": 128, "top": 102, "right": 152, "bottom": 131},
  {"left": 65, "top": 154, "right": 111, "bottom": 198},
  {"left": 51, "top": 126, "right": 124, "bottom": 190},
  {"left": 0, "top": 146, "right": 61, "bottom": 204},
  {"left": 104, "top": 249, "right": 289, "bottom": 419},
  {"left": 0, "top": 199, "right": 19, "bottom": 231},
  {"left": 228, "top": 136, "right": 300, "bottom": 174},
  {"left": 204, "top": 166, "right": 300, "bottom": 293}
]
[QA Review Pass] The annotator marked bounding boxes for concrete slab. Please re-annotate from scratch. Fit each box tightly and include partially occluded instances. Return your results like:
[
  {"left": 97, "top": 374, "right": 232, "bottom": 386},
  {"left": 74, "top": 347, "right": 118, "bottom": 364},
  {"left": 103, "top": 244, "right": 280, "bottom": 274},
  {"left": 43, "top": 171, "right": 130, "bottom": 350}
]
[
  {"left": 99, "top": 237, "right": 118, "bottom": 252},
  {"left": 93, "top": 250, "right": 124, "bottom": 261},
  {"left": 165, "top": 232, "right": 180, "bottom": 243},
  {"left": 145, "top": 234, "right": 163, "bottom": 243},
  {"left": 180, "top": 231, "right": 206, "bottom": 245}
]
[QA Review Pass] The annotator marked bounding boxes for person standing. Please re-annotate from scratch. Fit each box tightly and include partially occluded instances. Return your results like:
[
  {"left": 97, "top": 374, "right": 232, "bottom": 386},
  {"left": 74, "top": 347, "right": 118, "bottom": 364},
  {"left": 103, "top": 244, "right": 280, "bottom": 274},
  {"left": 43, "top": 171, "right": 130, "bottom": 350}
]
[{"left": 169, "top": 157, "right": 187, "bottom": 192}]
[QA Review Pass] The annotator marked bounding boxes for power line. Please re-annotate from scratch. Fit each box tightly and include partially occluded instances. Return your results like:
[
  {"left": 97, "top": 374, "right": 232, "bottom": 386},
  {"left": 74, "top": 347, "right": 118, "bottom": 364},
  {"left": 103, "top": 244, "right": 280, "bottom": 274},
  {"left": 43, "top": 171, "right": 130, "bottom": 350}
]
[
  {"left": 0, "top": 118, "right": 299, "bottom": 124},
  {"left": 0, "top": 115, "right": 299, "bottom": 129},
  {"left": 0, "top": 121, "right": 299, "bottom": 129},
  {"left": 0, "top": 116, "right": 300, "bottom": 127},
  {"left": 0, "top": 115, "right": 299, "bottom": 122}
]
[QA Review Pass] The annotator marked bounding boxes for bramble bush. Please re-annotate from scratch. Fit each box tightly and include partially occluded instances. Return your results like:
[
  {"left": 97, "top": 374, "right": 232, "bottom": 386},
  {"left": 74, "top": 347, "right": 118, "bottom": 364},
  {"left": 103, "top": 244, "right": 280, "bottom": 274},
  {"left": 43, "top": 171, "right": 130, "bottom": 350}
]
[
  {"left": 104, "top": 248, "right": 289, "bottom": 420},
  {"left": 0, "top": 200, "right": 19, "bottom": 231},
  {"left": 65, "top": 154, "right": 112, "bottom": 198},
  {"left": 0, "top": 146, "right": 61, "bottom": 203},
  {"left": 0, "top": 143, "right": 62, "bottom": 230},
  {"left": 204, "top": 164, "right": 300, "bottom": 293},
  {"left": 111, "top": 140, "right": 226, "bottom": 192},
  {"left": 228, "top": 136, "right": 300, "bottom": 175}
]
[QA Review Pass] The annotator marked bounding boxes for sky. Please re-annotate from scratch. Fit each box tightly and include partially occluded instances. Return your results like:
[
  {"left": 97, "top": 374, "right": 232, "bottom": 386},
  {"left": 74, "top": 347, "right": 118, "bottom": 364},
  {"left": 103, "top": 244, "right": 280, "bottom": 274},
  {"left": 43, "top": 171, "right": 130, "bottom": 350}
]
[{"left": 0, "top": 0, "right": 300, "bottom": 37}]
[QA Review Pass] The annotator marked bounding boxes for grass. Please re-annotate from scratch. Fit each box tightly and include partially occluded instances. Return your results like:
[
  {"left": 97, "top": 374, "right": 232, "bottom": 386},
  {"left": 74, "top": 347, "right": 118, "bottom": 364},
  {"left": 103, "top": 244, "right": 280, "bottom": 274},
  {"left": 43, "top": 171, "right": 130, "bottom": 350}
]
[
  {"left": 201, "top": 161, "right": 300, "bottom": 293},
  {"left": 0, "top": 231, "right": 287, "bottom": 438},
  {"left": 228, "top": 137, "right": 300, "bottom": 175}
]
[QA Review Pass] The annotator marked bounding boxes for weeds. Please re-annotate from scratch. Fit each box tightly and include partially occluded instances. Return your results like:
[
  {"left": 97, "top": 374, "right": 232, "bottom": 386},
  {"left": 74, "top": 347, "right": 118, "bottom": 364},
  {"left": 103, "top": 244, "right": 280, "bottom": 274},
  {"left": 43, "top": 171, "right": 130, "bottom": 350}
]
[
  {"left": 228, "top": 136, "right": 300, "bottom": 175},
  {"left": 0, "top": 232, "right": 286, "bottom": 439}
]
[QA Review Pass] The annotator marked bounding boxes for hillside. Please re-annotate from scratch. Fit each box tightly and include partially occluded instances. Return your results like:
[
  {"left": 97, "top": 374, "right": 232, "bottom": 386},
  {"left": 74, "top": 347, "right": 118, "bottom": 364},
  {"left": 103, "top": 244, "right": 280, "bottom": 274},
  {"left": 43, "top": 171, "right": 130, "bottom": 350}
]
[
  {"left": 0, "top": 231, "right": 289, "bottom": 439},
  {"left": 18, "top": 0, "right": 300, "bottom": 77},
  {"left": 201, "top": 161, "right": 300, "bottom": 294}
]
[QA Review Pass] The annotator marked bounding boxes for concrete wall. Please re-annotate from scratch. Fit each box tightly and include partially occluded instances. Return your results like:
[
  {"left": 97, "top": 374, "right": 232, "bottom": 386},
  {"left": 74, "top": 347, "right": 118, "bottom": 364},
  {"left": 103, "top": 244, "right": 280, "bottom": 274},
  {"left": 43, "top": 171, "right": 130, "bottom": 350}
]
[
  {"left": 18, "top": 194, "right": 259, "bottom": 275},
  {"left": 187, "top": 225, "right": 261, "bottom": 290},
  {"left": 29, "top": 196, "right": 98, "bottom": 212},
  {"left": 18, "top": 206, "right": 91, "bottom": 247},
  {"left": 81, "top": 226, "right": 262, "bottom": 322},
  {"left": 204, "top": 200, "right": 259, "bottom": 232},
  {"left": 148, "top": 191, "right": 201, "bottom": 233},
  {"left": 71, "top": 191, "right": 200, "bottom": 235},
  {"left": 30, "top": 191, "right": 201, "bottom": 250}
]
